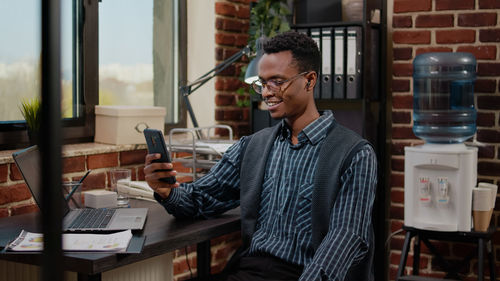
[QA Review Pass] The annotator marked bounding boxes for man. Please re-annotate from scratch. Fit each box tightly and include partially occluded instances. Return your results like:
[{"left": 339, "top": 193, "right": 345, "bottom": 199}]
[{"left": 144, "top": 31, "right": 377, "bottom": 281}]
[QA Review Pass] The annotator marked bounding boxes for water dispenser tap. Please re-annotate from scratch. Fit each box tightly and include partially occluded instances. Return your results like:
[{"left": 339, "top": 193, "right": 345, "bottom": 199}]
[
  {"left": 419, "top": 177, "right": 431, "bottom": 205},
  {"left": 437, "top": 177, "right": 449, "bottom": 204}
]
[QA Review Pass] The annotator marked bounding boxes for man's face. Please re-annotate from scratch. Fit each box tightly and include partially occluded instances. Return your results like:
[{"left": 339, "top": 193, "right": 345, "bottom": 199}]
[{"left": 258, "top": 51, "right": 311, "bottom": 121}]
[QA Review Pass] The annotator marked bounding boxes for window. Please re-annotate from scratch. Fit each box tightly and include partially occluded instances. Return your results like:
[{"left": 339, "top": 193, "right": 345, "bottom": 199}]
[
  {"left": 99, "top": 0, "right": 183, "bottom": 125},
  {"left": 0, "top": 0, "right": 186, "bottom": 149}
]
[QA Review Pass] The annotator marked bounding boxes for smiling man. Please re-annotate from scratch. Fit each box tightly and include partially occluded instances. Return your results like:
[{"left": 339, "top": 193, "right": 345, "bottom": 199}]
[{"left": 144, "top": 31, "right": 377, "bottom": 281}]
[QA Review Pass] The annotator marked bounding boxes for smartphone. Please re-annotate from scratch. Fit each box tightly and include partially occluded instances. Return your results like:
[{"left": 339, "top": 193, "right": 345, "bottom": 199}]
[{"left": 143, "top": 128, "right": 176, "bottom": 184}]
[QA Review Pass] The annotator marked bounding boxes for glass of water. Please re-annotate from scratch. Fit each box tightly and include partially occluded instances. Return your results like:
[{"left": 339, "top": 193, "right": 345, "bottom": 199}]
[{"left": 110, "top": 169, "right": 131, "bottom": 207}]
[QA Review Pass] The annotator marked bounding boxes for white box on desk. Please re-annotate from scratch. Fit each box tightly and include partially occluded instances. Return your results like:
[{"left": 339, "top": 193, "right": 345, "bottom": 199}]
[{"left": 95, "top": 105, "right": 166, "bottom": 145}]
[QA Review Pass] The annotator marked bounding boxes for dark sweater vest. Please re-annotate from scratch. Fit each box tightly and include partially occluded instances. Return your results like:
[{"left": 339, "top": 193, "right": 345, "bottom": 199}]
[{"left": 239, "top": 120, "right": 374, "bottom": 281}]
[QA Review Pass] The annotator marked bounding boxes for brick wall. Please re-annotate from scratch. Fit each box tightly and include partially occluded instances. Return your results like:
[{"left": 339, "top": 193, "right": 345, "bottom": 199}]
[
  {"left": 214, "top": 0, "right": 255, "bottom": 138},
  {"left": 389, "top": 0, "right": 500, "bottom": 280},
  {"left": 0, "top": 149, "right": 150, "bottom": 217}
]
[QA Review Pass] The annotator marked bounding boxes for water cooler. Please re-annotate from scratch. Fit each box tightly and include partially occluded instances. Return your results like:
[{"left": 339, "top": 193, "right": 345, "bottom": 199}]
[{"left": 404, "top": 53, "right": 477, "bottom": 232}]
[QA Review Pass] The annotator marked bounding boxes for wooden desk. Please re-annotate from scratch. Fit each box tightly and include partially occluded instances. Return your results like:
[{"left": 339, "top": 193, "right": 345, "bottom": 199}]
[{"left": 0, "top": 199, "right": 241, "bottom": 281}]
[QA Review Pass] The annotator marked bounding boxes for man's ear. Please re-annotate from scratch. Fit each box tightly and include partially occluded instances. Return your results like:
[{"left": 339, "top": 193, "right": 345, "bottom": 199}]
[{"left": 305, "top": 72, "right": 318, "bottom": 91}]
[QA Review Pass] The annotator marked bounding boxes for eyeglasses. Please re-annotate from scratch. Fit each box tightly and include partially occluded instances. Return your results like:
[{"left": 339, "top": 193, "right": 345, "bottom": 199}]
[{"left": 251, "top": 71, "right": 309, "bottom": 95}]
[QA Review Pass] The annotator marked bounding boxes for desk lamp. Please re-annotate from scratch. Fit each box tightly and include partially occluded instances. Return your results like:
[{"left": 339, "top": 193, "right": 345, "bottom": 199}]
[{"left": 179, "top": 45, "right": 261, "bottom": 130}]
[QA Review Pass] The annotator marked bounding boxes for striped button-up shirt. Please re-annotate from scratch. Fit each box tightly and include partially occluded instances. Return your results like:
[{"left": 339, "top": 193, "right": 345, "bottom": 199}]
[{"left": 160, "top": 110, "right": 377, "bottom": 281}]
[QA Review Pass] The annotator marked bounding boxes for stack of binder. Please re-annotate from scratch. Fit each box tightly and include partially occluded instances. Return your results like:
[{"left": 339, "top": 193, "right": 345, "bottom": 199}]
[{"left": 296, "top": 26, "right": 362, "bottom": 100}]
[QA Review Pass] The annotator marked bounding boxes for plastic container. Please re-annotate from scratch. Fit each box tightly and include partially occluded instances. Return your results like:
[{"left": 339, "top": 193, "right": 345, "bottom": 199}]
[{"left": 412, "top": 52, "right": 477, "bottom": 143}]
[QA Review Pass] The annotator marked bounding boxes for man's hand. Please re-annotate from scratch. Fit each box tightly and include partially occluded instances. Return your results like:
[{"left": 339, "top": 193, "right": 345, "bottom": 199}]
[{"left": 144, "top": 153, "right": 180, "bottom": 199}]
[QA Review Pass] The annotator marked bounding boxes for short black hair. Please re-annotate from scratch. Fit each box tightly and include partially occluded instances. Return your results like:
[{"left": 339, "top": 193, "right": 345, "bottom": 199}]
[{"left": 262, "top": 31, "right": 321, "bottom": 74}]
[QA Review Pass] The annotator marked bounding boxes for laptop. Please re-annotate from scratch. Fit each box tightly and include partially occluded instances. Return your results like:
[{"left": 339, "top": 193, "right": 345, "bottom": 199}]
[{"left": 12, "top": 145, "right": 148, "bottom": 232}]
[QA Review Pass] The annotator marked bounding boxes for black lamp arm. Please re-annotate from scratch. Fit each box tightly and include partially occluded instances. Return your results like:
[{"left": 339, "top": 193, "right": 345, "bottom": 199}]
[
  {"left": 179, "top": 45, "right": 252, "bottom": 132},
  {"left": 180, "top": 45, "right": 251, "bottom": 97}
]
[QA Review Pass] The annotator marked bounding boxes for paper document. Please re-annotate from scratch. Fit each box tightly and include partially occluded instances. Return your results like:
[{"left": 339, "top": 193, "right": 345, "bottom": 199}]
[{"left": 7, "top": 229, "right": 132, "bottom": 252}]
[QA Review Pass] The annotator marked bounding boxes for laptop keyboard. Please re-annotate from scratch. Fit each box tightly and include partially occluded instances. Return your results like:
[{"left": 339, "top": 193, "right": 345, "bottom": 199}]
[{"left": 69, "top": 208, "right": 116, "bottom": 229}]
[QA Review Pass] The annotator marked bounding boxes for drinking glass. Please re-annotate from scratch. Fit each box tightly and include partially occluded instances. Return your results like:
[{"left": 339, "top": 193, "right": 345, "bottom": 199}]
[{"left": 110, "top": 169, "right": 131, "bottom": 207}]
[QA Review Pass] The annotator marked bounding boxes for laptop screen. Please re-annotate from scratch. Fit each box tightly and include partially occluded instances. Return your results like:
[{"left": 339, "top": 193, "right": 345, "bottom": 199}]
[{"left": 12, "top": 145, "right": 70, "bottom": 215}]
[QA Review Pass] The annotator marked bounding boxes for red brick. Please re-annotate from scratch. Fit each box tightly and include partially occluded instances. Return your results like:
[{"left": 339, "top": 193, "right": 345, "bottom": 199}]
[
  {"left": 393, "top": 15, "right": 412, "bottom": 28},
  {"left": 218, "top": 77, "right": 244, "bottom": 91},
  {"left": 10, "top": 163, "right": 22, "bottom": 181},
  {"left": 392, "top": 126, "right": 416, "bottom": 139},
  {"left": 215, "top": 33, "right": 236, "bottom": 46},
  {"left": 215, "top": 17, "right": 244, "bottom": 32},
  {"left": 477, "top": 129, "right": 500, "bottom": 143},
  {"left": 392, "top": 141, "right": 414, "bottom": 155},
  {"left": 131, "top": 165, "right": 144, "bottom": 181},
  {"left": 215, "top": 2, "right": 237, "bottom": 17},
  {"left": 236, "top": 6, "right": 250, "bottom": 19},
  {"left": 477, "top": 95, "right": 500, "bottom": 110},
  {"left": 421, "top": 241, "right": 450, "bottom": 256},
  {"left": 390, "top": 220, "right": 404, "bottom": 233},
  {"left": 216, "top": 93, "right": 236, "bottom": 106},
  {"left": 392, "top": 158, "right": 405, "bottom": 172},
  {"left": 0, "top": 164, "right": 7, "bottom": 183},
  {"left": 235, "top": 34, "right": 249, "bottom": 47},
  {"left": 62, "top": 156, "right": 86, "bottom": 173},
  {"left": 457, "top": 45, "right": 497, "bottom": 60},
  {"left": 458, "top": 12, "right": 497, "bottom": 27},
  {"left": 80, "top": 172, "right": 106, "bottom": 191},
  {"left": 478, "top": 145, "right": 495, "bottom": 159},
  {"left": 120, "top": 149, "right": 147, "bottom": 165},
  {"left": 389, "top": 205, "right": 404, "bottom": 220},
  {"left": 173, "top": 259, "right": 190, "bottom": 275},
  {"left": 415, "top": 14, "right": 454, "bottom": 28},
  {"left": 216, "top": 47, "right": 246, "bottom": 62},
  {"left": 477, "top": 112, "right": 496, "bottom": 127},
  {"left": 0, "top": 208, "right": 8, "bottom": 217},
  {"left": 393, "top": 48, "right": 413, "bottom": 61},
  {"left": 479, "top": 0, "right": 500, "bottom": 8},
  {"left": 393, "top": 31, "right": 431, "bottom": 44},
  {"left": 478, "top": 161, "right": 500, "bottom": 177},
  {"left": 87, "top": 152, "right": 118, "bottom": 169},
  {"left": 0, "top": 184, "right": 32, "bottom": 205},
  {"left": 394, "top": 0, "right": 431, "bottom": 13},
  {"left": 392, "top": 79, "right": 410, "bottom": 92},
  {"left": 415, "top": 47, "right": 453, "bottom": 55},
  {"left": 392, "top": 111, "right": 411, "bottom": 124},
  {"left": 391, "top": 189, "right": 405, "bottom": 204},
  {"left": 390, "top": 236, "right": 405, "bottom": 251},
  {"left": 436, "top": 29, "right": 475, "bottom": 44},
  {"left": 10, "top": 203, "right": 39, "bottom": 216},
  {"left": 214, "top": 108, "right": 248, "bottom": 122},
  {"left": 392, "top": 95, "right": 413, "bottom": 109},
  {"left": 393, "top": 63, "right": 413, "bottom": 77},
  {"left": 479, "top": 29, "right": 500, "bottom": 42},
  {"left": 232, "top": 122, "right": 251, "bottom": 138},
  {"left": 478, "top": 63, "right": 500, "bottom": 76},
  {"left": 475, "top": 79, "right": 497, "bottom": 93},
  {"left": 218, "top": 64, "right": 237, "bottom": 76},
  {"left": 436, "top": 0, "right": 474, "bottom": 10}
]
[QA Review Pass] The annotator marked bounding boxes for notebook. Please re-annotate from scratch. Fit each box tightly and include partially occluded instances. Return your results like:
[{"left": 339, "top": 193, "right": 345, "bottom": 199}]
[{"left": 12, "top": 145, "right": 148, "bottom": 232}]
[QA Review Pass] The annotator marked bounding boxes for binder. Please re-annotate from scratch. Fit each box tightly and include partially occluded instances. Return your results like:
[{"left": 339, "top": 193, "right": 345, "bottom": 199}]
[
  {"left": 346, "top": 26, "right": 362, "bottom": 99},
  {"left": 333, "top": 27, "right": 345, "bottom": 99},
  {"left": 320, "top": 28, "right": 333, "bottom": 99},
  {"left": 311, "top": 28, "right": 321, "bottom": 99}
]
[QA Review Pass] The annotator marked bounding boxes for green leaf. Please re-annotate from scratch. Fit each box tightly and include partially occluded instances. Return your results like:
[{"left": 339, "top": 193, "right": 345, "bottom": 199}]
[
  {"left": 279, "top": 21, "right": 290, "bottom": 32},
  {"left": 236, "top": 87, "right": 246, "bottom": 95}
]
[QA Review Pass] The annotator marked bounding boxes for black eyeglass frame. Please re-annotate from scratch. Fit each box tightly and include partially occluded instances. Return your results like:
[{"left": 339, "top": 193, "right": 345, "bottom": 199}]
[{"left": 251, "top": 71, "right": 310, "bottom": 95}]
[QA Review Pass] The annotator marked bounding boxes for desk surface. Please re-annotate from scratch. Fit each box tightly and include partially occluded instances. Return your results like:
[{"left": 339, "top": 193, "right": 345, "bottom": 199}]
[{"left": 0, "top": 200, "right": 241, "bottom": 275}]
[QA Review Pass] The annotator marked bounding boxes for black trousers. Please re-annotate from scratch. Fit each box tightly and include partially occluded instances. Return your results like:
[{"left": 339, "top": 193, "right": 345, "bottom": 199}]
[{"left": 209, "top": 255, "right": 303, "bottom": 281}]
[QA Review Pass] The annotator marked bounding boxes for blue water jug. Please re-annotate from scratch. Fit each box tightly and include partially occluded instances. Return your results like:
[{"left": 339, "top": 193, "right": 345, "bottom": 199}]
[{"left": 413, "top": 52, "right": 477, "bottom": 143}]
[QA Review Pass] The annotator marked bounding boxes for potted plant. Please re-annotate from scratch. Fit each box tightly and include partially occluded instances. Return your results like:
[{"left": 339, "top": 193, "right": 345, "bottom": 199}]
[{"left": 20, "top": 98, "right": 41, "bottom": 145}]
